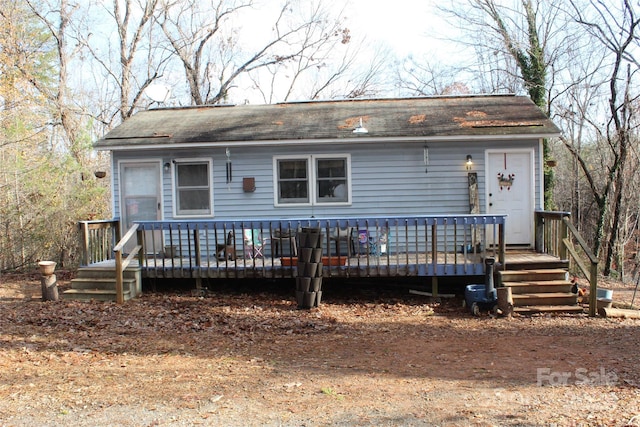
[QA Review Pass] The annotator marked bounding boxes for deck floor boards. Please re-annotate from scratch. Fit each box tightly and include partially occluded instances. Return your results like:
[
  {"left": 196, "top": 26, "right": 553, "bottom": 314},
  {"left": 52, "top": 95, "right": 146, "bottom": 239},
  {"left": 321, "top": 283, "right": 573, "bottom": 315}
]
[{"left": 87, "top": 250, "right": 561, "bottom": 279}]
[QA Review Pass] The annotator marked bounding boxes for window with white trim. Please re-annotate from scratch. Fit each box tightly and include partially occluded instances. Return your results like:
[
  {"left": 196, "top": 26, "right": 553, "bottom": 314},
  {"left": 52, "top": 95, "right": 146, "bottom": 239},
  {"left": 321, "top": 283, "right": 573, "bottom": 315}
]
[
  {"left": 276, "top": 158, "right": 309, "bottom": 204},
  {"left": 274, "top": 154, "right": 350, "bottom": 206},
  {"left": 174, "top": 160, "right": 213, "bottom": 217}
]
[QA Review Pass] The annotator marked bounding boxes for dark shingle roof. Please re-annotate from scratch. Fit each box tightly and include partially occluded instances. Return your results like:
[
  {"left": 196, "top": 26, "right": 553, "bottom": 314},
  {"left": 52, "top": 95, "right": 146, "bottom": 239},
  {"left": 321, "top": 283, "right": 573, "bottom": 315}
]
[{"left": 94, "top": 95, "right": 560, "bottom": 149}]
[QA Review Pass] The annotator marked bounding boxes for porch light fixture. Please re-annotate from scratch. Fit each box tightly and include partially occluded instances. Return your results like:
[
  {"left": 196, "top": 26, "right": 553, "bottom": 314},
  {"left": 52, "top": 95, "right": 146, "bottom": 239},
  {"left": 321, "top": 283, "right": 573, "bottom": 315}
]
[
  {"left": 353, "top": 117, "right": 368, "bottom": 134},
  {"left": 466, "top": 155, "right": 473, "bottom": 170},
  {"left": 163, "top": 162, "right": 171, "bottom": 172}
]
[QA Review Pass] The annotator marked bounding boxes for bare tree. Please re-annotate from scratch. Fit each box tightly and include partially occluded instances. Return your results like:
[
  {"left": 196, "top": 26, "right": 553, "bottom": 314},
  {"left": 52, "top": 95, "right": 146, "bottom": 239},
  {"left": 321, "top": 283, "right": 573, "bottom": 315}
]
[
  {"left": 78, "top": 0, "right": 166, "bottom": 123},
  {"left": 261, "top": 16, "right": 352, "bottom": 102},
  {"left": 420, "top": 0, "right": 640, "bottom": 279},
  {"left": 565, "top": 0, "right": 640, "bottom": 275},
  {"left": 113, "top": 0, "right": 163, "bottom": 120},
  {"left": 393, "top": 56, "right": 471, "bottom": 96},
  {"left": 249, "top": 35, "right": 390, "bottom": 103},
  {"left": 440, "top": 0, "right": 569, "bottom": 208},
  {"left": 25, "top": 0, "right": 91, "bottom": 161},
  {"left": 338, "top": 44, "right": 391, "bottom": 99},
  {"left": 157, "top": 0, "right": 353, "bottom": 105}
]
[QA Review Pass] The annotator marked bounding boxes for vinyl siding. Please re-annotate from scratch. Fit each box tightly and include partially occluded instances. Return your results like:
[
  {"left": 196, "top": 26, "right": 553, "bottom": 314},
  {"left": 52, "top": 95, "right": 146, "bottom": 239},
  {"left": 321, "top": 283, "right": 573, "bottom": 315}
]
[{"left": 111, "top": 139, "right": 541, "bottom": 222}]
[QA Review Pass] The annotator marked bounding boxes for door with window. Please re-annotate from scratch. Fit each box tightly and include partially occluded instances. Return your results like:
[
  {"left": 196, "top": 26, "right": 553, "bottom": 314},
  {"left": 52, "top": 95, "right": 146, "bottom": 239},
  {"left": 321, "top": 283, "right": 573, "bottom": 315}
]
[
  {"left": 119, "top": 161, "right": 162, "bottom": 253},
  {"left": 486, "top": 150, "right": 534, "bottom": 246}
]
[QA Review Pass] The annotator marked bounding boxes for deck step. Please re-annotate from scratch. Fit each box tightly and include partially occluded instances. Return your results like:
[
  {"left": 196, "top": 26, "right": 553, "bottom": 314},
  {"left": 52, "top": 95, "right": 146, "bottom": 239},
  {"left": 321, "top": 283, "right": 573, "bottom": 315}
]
[
  {"left": 504, "top": 259, "right": 569, "bottom": 270},
  {"left": 514, "top": 305, "right": 585, "bottom": 314},
  {"left": 69, "top": 277, "right": 136, "bottom": 291},
  {"left": 511, "top": 292, "right": 578, "bottom": 307},
  {"left": 498, "top": 264, "right": 583, "bottom": 315},
  {"left": 65, "top": 265, "right": 142, "bottom": 302},
  {"left": 62, "top": 288, "right": 134, "bottom": 302},
  {"left": 498, "top": 269, "right": 568, "bottom": 283},
  {"left": 76, "top": 266, "right": 141, "bottom": 280},
  {"left": 502, "top": 280, "right": 573, "bottom": 294}
]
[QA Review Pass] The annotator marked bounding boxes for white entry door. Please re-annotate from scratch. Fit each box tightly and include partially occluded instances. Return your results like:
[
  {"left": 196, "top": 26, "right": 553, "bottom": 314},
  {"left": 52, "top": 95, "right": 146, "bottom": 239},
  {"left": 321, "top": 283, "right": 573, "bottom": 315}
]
[
  {"left": 486, "top": 150, "right": 534, "bottom": 246},
  {"left": 119, "top": 161, "right": 162, "bottom": 253}
]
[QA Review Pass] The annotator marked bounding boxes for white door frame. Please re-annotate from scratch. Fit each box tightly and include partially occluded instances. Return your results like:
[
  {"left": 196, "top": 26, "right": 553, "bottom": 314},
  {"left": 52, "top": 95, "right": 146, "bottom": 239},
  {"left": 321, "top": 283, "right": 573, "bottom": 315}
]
[
  {"left": 118, "top": 159, "right": 164, "bottom": 252},
  {"left": 485, "top": 148, "right": 535, "bottom": 246}
]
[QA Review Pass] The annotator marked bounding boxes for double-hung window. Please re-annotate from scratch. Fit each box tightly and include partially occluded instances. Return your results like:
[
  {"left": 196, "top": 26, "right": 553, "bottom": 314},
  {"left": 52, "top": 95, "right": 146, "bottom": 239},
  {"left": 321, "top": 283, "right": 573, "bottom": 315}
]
[
  {"left": 174, "top": 159, "right": 213, "bottom": 217},
  {"left": 274, "top": 154, "right": 350, "bottom": 206},
  {"left": 276, "top": 158, "right": 309, "bottom": 204}
]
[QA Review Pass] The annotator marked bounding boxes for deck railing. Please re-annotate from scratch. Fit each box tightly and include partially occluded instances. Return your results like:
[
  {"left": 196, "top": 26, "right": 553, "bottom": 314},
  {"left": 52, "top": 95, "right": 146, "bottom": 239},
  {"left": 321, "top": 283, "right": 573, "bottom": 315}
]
[
  {"left": 130, "top": 215, "right": 506, "bottom": 279},
  {"left": 78, "top": 219, "right": 121, "bottom": 266},
  {"left": 535, "top": 211, "right": 599, "bottom": 316}
]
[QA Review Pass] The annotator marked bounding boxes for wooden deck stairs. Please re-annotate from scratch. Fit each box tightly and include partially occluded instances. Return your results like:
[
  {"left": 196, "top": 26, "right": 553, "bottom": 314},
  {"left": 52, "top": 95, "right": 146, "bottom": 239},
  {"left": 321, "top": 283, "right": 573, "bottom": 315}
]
[
  {"left": 63, "top": 265, "right": 142, "bottom": 302},
  {"left": 498, "top": 253, "right": 583, "bottom": 314}
]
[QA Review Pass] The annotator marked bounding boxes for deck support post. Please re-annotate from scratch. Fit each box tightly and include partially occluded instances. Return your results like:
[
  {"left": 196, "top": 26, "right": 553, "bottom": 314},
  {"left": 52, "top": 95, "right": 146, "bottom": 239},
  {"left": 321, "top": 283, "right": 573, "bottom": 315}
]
[
  {"left": 498, "top": 223, "right": 506, "bottom": 269},
  {"left": 80, "top": 222, "right": 90, "bottom": 266},
  {"left": 535, "top": 213, "right": 544, "bottom": 253},
  {"left": 136, "top": 228, "right": 145, "bottom": 267},
  {"left": 115, "top": 250, "right": 124, "bottom": 304},
  {"left": 431, "top": 276, "right": 439, "bottom": 299},
  {"left": 431, "top": 223, "right": 437, "bottom": 274},
  {"left": 194, "top": 230, "right": 202, "bottom": 290}
]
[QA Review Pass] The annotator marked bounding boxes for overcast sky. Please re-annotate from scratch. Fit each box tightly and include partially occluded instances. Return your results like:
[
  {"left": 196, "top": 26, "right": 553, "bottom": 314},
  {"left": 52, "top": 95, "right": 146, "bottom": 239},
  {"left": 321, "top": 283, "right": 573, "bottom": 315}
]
[
  {"left": 241, "top": 0, "right": 458, "bottom": 59},
  {"left": 149, "top": 0, "right": 465, "bottom": 104},
  {"left": 345, "top": 0, "right": 444, "bottom": 56},
  {"left": 345, "top": 0, "right": 465, "bottom": 63}
]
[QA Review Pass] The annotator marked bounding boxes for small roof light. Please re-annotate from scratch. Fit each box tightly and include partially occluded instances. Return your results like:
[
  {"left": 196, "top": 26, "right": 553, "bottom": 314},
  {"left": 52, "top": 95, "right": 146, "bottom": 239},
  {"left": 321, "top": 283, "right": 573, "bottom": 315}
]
[{"left": 353, "top": 117, "right": 368, "bottom": 134}]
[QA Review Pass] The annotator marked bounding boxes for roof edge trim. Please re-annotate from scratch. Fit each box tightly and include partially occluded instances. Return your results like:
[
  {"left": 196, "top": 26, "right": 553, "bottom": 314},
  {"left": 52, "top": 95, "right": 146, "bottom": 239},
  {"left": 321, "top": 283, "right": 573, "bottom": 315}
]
[{"left": 93, "top": 132, "right": 560, "bottom": 151}]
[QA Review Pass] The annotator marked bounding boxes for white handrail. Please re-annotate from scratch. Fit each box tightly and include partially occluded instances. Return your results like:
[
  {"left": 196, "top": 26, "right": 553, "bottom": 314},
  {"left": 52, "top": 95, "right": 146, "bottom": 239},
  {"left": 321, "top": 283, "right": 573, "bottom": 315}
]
[
  {"left": 114, "top": 223, "right": 139, "bottom": 252},
  {"left": 113, "top": 224, "right": 141, "bottom": 304}
]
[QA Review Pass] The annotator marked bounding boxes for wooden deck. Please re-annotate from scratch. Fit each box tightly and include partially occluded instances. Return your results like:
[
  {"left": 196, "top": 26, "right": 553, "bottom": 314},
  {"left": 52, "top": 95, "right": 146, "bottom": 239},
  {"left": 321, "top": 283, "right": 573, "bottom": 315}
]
[
  {"left": 75, "top": 212, "right": 599, "bottom": 316},
  {"left": 80, "top": 214, "right": 512, "bottom": 280},
  {"left": 88, "top": 250, "right": 564, "bottom": 280},
  {"left": 141, "top": 251, "right": 486, "bottom": 279}
]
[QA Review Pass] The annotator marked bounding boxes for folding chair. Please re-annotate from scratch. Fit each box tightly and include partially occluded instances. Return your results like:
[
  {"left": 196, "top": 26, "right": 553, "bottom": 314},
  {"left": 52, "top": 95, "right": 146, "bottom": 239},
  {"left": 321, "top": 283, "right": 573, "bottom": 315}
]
[{"left": 243, "top": 229, "right": 268, "bottom": 258}]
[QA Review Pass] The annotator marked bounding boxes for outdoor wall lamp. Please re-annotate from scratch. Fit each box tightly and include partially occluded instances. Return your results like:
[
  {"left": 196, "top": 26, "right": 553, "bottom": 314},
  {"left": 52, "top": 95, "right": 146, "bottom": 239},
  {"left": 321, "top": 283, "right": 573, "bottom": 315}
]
[
  {"left": 163, "top": 162, "right": 171, "bottom": 172},
  {"left": 353, "top": 117, "right": 368, "bottom": 134},
  {"left": 466, "top": 155, "right": 473, "bottom": 170}
]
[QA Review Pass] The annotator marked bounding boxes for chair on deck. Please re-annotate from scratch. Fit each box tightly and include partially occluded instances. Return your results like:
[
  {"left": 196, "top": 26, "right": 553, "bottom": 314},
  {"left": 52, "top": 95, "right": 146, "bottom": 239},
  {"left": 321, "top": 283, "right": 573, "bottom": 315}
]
[
  {"left": 330, "top": 226, "right": 355, "bottom": 258},
  {"left": 272, "top": 228, "right": 297, "bottom": 257},
  {"left": 243, "top": 229, "right": 268, "bottom": 259}
]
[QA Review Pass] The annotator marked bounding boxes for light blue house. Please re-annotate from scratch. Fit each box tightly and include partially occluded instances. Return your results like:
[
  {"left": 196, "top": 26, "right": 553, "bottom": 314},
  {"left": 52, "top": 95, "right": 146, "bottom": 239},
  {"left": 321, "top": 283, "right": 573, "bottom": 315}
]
[
  {"left": 71, "top": 95, "right": 597, "bottom": 315},
  {"left": 96, "top": 94, "right": 557, "bottom": 245},
  {"left": 73, "top": 94, "right": 593, "bottom": 312}
]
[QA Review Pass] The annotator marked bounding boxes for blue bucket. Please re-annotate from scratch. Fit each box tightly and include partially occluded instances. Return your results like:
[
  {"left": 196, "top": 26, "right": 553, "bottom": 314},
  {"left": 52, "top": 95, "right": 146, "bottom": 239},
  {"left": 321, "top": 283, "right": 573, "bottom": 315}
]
[{"left": 465, "top": 284, "right": 487, "bottom": 307}]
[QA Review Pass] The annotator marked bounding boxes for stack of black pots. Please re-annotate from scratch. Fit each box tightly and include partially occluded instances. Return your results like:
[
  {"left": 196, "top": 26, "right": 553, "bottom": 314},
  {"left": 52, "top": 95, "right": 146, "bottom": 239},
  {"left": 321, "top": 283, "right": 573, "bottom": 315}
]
[{"left": 296, "top": 227, "right": 323, "bottom": 308}]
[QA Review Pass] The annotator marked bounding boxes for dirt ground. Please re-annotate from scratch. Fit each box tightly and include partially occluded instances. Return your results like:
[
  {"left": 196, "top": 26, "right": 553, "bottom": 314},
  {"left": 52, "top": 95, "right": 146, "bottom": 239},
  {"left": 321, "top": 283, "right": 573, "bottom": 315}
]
[{"left": 1, "top": 273, "right": 639, "bottom": 427}]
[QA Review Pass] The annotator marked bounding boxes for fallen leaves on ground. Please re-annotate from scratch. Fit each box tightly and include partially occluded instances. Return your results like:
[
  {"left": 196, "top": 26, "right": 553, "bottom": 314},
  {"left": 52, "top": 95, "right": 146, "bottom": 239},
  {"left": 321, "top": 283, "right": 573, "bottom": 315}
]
[{"left": 0, "top": 276, "right": 639, "bottom": 426}]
